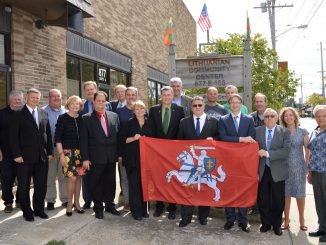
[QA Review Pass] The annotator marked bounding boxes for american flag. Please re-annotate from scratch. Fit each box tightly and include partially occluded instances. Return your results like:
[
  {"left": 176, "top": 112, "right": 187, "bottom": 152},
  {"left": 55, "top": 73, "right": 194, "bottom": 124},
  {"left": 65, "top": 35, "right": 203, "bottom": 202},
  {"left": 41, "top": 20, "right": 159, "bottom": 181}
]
[{"left": 197, "top": 3, "right": 212, "bottom": 32}]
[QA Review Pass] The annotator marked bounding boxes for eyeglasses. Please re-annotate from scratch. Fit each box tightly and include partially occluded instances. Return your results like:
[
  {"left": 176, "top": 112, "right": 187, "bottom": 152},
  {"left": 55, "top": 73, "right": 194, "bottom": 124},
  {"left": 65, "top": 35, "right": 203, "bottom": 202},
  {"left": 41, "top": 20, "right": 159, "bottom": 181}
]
[
  {"left": 264, "top": 115, "right": 276, "bottom": 119},
  {"left": 192, "top": 104, "right": 203, "bottom": 108}
]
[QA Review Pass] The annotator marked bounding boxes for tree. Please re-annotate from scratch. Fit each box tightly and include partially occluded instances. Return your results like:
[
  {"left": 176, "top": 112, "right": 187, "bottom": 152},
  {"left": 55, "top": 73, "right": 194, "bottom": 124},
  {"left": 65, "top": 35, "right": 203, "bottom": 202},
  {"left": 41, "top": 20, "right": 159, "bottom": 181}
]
[
  {"left": 307, "top": 93, "right": 326, "bottom": 106},
  {"left": 188, "top": 33, "right": 299, "bottom": 110}
]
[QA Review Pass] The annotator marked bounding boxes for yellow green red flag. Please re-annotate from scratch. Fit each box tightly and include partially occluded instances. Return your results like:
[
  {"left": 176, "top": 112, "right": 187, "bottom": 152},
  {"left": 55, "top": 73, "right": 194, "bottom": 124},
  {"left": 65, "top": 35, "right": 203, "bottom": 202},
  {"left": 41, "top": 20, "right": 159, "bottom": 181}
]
[{"left": 164, "top": 18, "right": 174, "bottom": 46}]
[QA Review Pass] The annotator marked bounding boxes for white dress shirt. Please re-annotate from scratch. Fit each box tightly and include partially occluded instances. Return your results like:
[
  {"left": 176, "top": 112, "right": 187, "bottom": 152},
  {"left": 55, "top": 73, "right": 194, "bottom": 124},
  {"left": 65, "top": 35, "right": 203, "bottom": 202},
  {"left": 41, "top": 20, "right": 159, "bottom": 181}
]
[{"left": 193, "top": 113, "right": 207, "bottom": 133}]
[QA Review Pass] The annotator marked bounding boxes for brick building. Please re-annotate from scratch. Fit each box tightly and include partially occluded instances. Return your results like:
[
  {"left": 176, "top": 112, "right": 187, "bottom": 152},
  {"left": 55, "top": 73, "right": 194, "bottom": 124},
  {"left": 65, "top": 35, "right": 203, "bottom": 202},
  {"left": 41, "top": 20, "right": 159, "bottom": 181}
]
[{"left": 0, "top": 0, "right": 196, "bottom": 107}]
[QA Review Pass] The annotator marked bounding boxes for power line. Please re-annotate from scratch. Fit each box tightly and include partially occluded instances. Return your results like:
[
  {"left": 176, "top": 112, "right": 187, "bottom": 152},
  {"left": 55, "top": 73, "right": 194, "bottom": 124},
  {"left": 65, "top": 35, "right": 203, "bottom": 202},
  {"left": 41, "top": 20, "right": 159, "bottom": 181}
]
[
  {"left": 289, "top": 0, "right": 307, "bottom": 25},
  {"left": 302, "top": 0, "right": 320, "bottom": 24},
  {"left": 306, "top": 0, "right": 325, "bottom": 25}
]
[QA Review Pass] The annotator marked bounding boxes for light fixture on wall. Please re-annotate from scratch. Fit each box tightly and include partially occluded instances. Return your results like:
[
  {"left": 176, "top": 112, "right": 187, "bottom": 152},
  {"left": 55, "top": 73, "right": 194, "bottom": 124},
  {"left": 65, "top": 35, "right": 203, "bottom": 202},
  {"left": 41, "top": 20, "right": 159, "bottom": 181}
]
[{"left": 35, "top": 19, "right": 48, "bottom": 29}]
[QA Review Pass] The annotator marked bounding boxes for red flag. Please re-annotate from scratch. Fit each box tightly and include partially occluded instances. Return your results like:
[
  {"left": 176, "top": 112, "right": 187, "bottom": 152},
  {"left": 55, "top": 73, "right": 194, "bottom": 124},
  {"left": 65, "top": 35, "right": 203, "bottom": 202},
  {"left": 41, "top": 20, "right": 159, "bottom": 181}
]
[{"left": 140, "top": 138, "right": 259, "bottom": 207}]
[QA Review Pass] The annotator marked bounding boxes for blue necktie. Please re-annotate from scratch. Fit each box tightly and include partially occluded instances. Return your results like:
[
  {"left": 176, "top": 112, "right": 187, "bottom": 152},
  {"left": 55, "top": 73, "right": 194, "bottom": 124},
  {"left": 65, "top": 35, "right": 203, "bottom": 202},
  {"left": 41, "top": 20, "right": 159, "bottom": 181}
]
[
  {"left": 266, "top": 129, "right": 272, "bottom": 167},
  {"left": 196, "top": 118, "right": 200, "bottom": 136},
  {"left": 233, "top": 116, "right": 239, "bottom": 132}
]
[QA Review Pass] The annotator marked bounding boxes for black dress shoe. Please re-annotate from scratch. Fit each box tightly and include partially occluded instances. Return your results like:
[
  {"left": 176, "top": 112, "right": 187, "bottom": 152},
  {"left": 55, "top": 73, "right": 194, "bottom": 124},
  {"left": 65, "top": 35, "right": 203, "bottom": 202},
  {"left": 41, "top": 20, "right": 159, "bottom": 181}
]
[
  {"left": 75, "top": 209, "right": 85, "bottom": 214},
  {"left": 105, "top": 207, "right": 121, "bottom": 216},
  {"left": 179, "top": 219, "right": 191, "bottom": 227},
  {"left": 66, "top": 211, "right": 72, "bottom": 217},
  {"left": 61, "top": 202, "right": 68, "bottom": 207},
  {"left": 142, "top": 213, "right": 149, "bottom": 218},
  {"left": 23, "top": 214, "right": 34, "bottom": 222},
  {"left": 320, "top": 235, "right": 326, "bottom": 242},
  {"left": 309, "top": 230, "right": 326, "bottom": 237},
  {"left": 168, "top": 212, "right": 176, "bottom": 220},
  {"left": 153, "top": 210, "right": 163, "bottom": 217},
  {"left": 34, "top": 212, "right": 49, "bottom": 219},
  {"left": 239, "top": 223, "right": 250, "bottom": 232},
  {"left": 199, "top": 219, "right": 207, "bottom": 225},
  {"left": 133, "top": 216, "right": 142, "bottom": 221},
  {"left": 47, "top": 202, "right": 55, "bottom": 210},
  {"left": 274, "top": 229, "right": 283, "bottom": 236},
  {"left": 95, "top": 211, "right": 104, "bottom": 219},
  {"left": 83, "top": 202, "right": 91, "bottom": 209},
  {"left": 224, "top": 221, "right": 234, "bottom": 230},
  {"left": 260, "top": 225, "right": 271, "bottom": 232}
]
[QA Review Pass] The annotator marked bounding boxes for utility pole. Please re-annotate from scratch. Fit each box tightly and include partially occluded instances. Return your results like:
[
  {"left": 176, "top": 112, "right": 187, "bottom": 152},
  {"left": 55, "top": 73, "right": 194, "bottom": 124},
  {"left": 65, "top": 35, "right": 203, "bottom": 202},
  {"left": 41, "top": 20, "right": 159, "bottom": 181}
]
[
  {"left": 320, "top": 42, "right": 325, "bottom": 98},
  {"left": 300, "top": 74, "right": 303, "bottom": 105},
  {"left": 254, "top": 1, "right": 293, "bottom": 68}
]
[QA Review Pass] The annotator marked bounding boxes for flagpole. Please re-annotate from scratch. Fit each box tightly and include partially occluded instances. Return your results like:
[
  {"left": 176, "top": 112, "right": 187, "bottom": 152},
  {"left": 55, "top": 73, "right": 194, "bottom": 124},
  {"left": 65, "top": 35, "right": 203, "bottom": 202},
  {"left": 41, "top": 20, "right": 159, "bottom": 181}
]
[{"left": 207, "top": 30, "right": 210, "bottom": 43}]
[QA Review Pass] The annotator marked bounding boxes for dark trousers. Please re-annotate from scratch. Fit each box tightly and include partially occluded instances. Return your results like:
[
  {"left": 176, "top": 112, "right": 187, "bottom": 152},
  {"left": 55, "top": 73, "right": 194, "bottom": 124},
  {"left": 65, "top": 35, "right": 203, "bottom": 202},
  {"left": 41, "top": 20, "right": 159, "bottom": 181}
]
[
  {"left": 225, "top": 207, "right": 248, "bottom": 224},
  {"left": 126, "top": 165, "right": 147, "bottom": 218},
  {"left": 17, "top": 160, "right": 48, "bottom": 216},
  {"left": 89, "top": 162, "right": 116, "bottom": 213},
  {"left": 181, "top": 205, "right": 210, "bottom": 222},
  {"left": 311, "top": 171, "right": 326, "bottom": 232},
  {"left": 258, "top": 166, "right": 285, "bottom": 230},
  {"left": 82, "top": 172, "right": 92, "bottom": 203},
  {"left": 0, "top": 158, "right": 19, "bottom": 205},
  {"left": 156, "top": 201, "right": 176, "bottom": 213}
]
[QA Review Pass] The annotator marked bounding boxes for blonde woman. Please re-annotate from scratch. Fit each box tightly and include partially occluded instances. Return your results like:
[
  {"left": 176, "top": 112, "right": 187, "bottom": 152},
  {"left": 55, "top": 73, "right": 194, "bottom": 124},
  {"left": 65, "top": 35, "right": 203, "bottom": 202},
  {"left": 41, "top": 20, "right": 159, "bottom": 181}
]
[
  {"left": 279, "top": 107, "right": 310, "bottom": 231},
  {"left": 55, "top": 96, "right": 85, "bottom": 216}
]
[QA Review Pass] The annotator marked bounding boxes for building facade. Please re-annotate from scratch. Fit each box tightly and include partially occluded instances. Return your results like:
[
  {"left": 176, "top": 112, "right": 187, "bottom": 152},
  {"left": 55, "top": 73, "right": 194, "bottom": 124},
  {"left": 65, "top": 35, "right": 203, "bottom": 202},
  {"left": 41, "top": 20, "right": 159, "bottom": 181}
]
[{"left": 0, "top": 0, "right": 196, "bottom": 107}]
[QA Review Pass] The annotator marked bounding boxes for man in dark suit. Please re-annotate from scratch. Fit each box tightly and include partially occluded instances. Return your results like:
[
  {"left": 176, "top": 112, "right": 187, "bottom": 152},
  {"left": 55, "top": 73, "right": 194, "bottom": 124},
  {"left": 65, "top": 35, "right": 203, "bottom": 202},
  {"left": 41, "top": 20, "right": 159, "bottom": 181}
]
[
  {"left": 218, "top": 93, "right": 256, "bottom": 232},
  {"left": 80, "top": 91, "right": 120, "bottom": 219},
  {"left": 177, "top": 96, "right": 219, "bottom": 227},
  {"left": 170, "top": 77, "right": 192, "bottom": 117},
  {"left": 256, "top": 108, "right": 290, "bottom": 236},
  {"left": 0, "top": 90, "right": 24, "bottom": 213},
  {"left": 149, "top": 86, "right": 185, "bottom": 219},
  {"left": 10, "top": 88, "right": 53, "bottom": 222},
  {"left": 110, "top": 84, "right": 127, "bottom": 113},
  {"left": 79, "top": 81, "right": 112, "bottom": 209}
]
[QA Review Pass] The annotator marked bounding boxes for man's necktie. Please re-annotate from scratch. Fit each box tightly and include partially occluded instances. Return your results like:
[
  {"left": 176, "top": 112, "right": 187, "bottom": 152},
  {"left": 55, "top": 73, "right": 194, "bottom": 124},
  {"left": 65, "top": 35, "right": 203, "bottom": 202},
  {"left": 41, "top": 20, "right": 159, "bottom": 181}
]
[
  {"left": 196, "top": 118, "right": 200, "bottom": 136},
  {"left": 101, "top": 114, "right": 108, "bottom": 136},
  {"left": 233, "top": 116, "right": 239, "bottom": 132},
  {"left": 32, "top": 110, "right": 38, "bottom": 127},
  {"left": 162, "top": 107, "right": 169, "bottom": 134},
  {"left": 266, "top": 129, "right": 272, "bottom": 167}
]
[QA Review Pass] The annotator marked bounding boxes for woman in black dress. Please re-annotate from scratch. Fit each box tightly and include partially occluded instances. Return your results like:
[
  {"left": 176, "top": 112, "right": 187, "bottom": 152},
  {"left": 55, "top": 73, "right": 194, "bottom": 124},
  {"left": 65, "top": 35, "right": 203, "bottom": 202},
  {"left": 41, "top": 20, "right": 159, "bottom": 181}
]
[
  {"left": 55, "top": 95, "right": 85, "bottom": 216},
  {"left": 120, "top": 100, "right": 154, "bottom": 221}
]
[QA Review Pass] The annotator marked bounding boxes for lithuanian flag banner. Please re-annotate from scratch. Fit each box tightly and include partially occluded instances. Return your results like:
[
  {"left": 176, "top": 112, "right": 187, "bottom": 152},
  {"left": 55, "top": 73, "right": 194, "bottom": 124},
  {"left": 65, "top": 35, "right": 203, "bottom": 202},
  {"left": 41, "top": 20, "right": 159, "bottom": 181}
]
[{"left": 164, "top": 18, "right": 174, "bottom": 46}]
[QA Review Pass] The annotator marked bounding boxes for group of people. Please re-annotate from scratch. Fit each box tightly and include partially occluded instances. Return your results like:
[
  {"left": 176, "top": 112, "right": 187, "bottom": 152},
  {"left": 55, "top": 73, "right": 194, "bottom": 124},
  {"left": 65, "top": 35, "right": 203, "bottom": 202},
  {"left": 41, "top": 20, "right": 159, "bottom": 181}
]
[{"left": 0, "top": 78, "right": 325, "bottom": 242}]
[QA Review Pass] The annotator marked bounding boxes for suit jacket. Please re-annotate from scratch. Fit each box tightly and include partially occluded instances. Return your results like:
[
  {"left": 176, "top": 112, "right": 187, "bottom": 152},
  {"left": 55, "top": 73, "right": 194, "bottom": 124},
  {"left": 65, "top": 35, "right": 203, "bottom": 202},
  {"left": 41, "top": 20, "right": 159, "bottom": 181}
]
[
  {"left": 181, "top": 95, "right": 192, "bottom": 117},
  {"left": 79, "top": 99, "right": 112, "bottom": 116},
  {"left": 256, "top": 125, "right": 290, "bottom": 182},
  {"left": 178, "top": 114, "right": 219, "bottom": 140},
  {"left": 10, "top": 105, "right": 53, "bottom": 163},
  {"left": 149, "top": 103, "right": 185, "bottom": 139},
  {"left": 80, "top": 110, "right": 119, "bottom": 164},
  {"left": 109, "top": 100, "right": 124, "bottom": 113},
  {"left": 218, "top": 113, "right": 255, "bottom": 142}
]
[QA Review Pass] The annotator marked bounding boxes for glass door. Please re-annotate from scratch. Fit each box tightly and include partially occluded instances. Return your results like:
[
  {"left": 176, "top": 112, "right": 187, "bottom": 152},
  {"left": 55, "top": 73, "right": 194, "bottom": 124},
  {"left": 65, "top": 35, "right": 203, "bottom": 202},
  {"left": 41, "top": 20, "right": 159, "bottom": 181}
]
[{"left": 0, "top": 67, "right": 9, "bottom": 109}]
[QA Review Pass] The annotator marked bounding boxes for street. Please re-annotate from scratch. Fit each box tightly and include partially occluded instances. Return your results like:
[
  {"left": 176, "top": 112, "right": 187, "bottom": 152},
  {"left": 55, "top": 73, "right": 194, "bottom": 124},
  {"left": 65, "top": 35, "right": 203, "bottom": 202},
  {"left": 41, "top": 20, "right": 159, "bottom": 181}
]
[{"left": 0, "top": 118, "right": 320, "bottom": 245}]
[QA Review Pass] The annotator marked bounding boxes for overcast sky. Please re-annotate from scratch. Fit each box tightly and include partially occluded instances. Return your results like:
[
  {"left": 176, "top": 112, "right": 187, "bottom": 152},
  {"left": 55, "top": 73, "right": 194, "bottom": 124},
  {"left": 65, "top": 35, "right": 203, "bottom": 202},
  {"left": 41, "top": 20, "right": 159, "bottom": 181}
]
[{"left": 183, "top": 0, "right": 326, "bottom": 102}]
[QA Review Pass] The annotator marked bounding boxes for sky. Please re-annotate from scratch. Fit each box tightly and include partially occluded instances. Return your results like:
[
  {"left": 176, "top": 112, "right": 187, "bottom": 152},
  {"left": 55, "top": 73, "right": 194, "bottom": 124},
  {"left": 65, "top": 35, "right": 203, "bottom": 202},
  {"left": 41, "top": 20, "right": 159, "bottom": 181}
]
[{"left": 183, "top": 0, "right": 326, "bottom": 103}]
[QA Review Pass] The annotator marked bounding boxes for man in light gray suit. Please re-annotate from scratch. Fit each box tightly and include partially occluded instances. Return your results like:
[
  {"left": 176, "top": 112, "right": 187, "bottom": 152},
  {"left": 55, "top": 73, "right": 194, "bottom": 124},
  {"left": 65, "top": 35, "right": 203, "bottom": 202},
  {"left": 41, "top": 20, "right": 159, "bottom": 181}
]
[
  {"left": 255, "top": 108, "right": 290, "bottom": 236},
  {"left": 170, "top": 77, "right": 192, "bottom": 117}
]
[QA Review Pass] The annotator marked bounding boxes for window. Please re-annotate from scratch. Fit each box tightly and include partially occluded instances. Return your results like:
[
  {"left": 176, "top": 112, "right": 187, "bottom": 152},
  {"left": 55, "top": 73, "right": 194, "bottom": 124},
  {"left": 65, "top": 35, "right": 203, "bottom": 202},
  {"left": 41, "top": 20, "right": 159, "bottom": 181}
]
[
  {"left": 67, "top": 55, "right": 80, "bottom": 97},
  {"left": 0, "top": 34, "right": 4, "bottom": 64},
  {"left": 68, "top": 4, "right": 84, "bottom": 33},
  {"left": 148, "top": 80, "right": 165, "bottom": 108},
  {"left": 66, "top": 55, "right": 130, "bottom": 100}
]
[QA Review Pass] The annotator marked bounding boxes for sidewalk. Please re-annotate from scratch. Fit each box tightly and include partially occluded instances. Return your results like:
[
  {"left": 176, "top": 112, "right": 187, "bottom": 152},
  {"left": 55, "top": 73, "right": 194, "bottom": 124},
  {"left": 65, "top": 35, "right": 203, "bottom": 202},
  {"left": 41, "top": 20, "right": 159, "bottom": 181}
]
[{"left": 0, "top": 175, "right": 319, "bottom": 245}]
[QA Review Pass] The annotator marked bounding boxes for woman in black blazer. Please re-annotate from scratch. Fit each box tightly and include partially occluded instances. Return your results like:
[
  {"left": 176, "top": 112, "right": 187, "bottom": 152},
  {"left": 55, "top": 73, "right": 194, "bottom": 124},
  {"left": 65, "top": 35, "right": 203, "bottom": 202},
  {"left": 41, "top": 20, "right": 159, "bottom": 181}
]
[{"left": 120, "top": 100, "right": 154, "bottom": 221}]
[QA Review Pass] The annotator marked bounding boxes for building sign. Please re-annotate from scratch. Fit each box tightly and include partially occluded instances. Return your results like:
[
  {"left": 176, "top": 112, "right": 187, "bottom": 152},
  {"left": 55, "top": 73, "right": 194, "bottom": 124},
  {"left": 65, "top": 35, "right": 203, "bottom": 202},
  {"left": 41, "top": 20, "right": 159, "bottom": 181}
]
[
  {"left": 98, "top": 67, "right": 107, "bottom": 83},
  {"left": 176, "top": 56, "right": 244, "bottom": 89}
]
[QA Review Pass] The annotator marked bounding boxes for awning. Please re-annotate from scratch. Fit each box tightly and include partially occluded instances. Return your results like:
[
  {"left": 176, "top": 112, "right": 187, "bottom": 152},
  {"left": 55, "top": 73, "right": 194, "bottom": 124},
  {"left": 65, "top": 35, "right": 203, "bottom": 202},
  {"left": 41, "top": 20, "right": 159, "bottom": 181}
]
[{"left": 0, "top": 0, "right": 93, "bottom": 23}]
